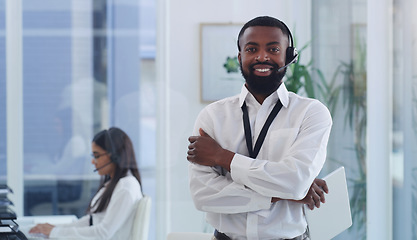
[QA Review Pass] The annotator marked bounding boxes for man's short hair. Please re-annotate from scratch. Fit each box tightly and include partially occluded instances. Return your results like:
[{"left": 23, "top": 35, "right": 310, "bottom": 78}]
[{"left": 237, "top": 16, "right": 291, "bottom": 51}]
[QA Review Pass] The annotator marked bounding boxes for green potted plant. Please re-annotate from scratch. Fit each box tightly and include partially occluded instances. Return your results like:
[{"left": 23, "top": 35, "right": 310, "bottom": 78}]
[{"left": 289, "top": 34, "right": 367, "bottom": 239}]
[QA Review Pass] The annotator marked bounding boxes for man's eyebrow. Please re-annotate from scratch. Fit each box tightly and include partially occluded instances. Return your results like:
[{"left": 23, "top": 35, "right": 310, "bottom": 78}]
[
  {"left": 245, "top": 41, "right": 281, "bottom": 46},
  {"left": 245, "top": 41, "right": 259, "bottom": 46},
  {"left": 266, "top": 41, "right": 281, "bottom": 46}
]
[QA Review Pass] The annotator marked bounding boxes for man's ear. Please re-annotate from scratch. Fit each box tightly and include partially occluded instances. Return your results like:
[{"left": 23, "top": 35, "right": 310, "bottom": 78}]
[{"left": 238, "top": 52, "right": 241, "bottom": 64}]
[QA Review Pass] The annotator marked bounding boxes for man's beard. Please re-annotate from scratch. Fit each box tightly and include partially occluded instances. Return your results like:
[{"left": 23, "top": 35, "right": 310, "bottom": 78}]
[{"left": 240, "top": 62, "right": 286, "bottom": 96}]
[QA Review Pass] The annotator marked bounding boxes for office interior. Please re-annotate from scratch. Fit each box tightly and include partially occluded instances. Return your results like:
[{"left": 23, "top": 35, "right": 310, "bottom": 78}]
[{"left": 0, "top": 0, "right": 416, "bottom": 239}]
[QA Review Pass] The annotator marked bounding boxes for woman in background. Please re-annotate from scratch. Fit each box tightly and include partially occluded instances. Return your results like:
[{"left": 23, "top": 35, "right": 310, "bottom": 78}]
[{"left": 30, "top": 127, "right": 143, "bottom": 239}]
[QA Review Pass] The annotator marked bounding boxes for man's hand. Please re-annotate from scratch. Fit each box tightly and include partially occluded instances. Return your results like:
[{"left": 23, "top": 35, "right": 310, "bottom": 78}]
[
  {"left": 187, "top": 128, "right": 234, "bottom": 171},
  {"left": 272, "top": 178, "right": 329, "bottom": 210},
  {"left": 299, "top": 178, "right": 329, "bottom": 210}
]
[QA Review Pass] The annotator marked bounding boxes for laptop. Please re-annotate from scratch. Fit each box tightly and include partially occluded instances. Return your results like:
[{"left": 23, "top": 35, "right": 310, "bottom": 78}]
[{"left": 304, "top": 166, "right": 352, "bottom": 240}]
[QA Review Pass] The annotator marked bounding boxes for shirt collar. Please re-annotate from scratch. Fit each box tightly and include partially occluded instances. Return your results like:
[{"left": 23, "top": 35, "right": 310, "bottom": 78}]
[{"left": 239, "top": 83, "right": 290, "bottom": 108}]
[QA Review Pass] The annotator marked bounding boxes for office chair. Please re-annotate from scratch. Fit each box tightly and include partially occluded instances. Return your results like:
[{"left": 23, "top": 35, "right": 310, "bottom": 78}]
[{"left": 131, "top": 195, "right": 152, "bottom": 240}]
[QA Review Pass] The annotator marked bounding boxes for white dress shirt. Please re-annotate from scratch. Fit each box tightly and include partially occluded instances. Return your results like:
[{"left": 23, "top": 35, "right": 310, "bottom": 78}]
[
  {"left": 50, "top": 173, "right": 142, "bottom": 240},
  {"left": 189, "top": 83, "right": 332, "bottom": 240}
]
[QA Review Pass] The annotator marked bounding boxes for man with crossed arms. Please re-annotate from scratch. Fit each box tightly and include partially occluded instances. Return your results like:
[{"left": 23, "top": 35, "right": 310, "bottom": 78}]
[{"left": 187, "top": 16, "right": 332, "bottom": 240}]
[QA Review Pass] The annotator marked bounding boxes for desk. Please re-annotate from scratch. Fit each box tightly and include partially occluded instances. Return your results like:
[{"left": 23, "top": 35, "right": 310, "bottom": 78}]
[{"left": 17, "top": 215, "right": 77, "bottom": 240}]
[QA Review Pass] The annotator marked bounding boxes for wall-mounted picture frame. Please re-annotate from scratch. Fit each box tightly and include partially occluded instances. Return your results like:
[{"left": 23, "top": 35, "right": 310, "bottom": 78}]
[{"left": 200, "top": 23, "right": 244, "bottom": 102}]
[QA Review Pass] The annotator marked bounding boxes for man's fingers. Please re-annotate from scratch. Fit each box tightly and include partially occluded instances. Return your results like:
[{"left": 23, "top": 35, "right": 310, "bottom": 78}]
[
  {"left": 187, "top": 151, "right": 196, "bottom": 162},
  {"left": 304, "top": 178, "right": 331, "bottom": 210},
  {"left": 322, "top": 181, "right": 329, "bottom": 194},
  {"left": 315, "top": 198, "right": 321, "bottom": 208},
  {"left": 312, "top": 183, "right": 326, "bottom": 203},
  {"left": 187, "top": 148, "right": 194, "bottom": 155},
  {"left": 311, "top": 191, "right": 321, "bottom": 208},
  {"left": 313, "top": 178, "right": 328, "bottom": 203},
  {"left": 306, "top": 198, "right": 315, "bottom": 210},
  {"left": 308, "top": 185, "right": 322, "bottom": 208},
  {"left": 188, "top": 136, "right": 198, "bottom": 143},
  {"left": 314, "top": 178, "right": 329, "bottom": 193}
]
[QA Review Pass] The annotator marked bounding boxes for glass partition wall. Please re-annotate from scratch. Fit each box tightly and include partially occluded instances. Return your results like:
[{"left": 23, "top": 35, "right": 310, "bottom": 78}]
[
  {"left": 311, "top": 1, "right": 367, "bottom": 238},
  {"left": 312, "top": 0, "right": 417, "bottom": 239},
  {"left": 392, "top": 0, "right": 417, "bottom": 239},
  {"left": 22, "top": 1, "right": 98, "bottom": 218},
  {"left": 0, "top": 0, "right": 6, "bottom": 184},
  {"left": 1, "top": 0, "right": 156, "bottom": 239},
  {"left": 18, "top": 0, "right": 141, "bottom": 216}
]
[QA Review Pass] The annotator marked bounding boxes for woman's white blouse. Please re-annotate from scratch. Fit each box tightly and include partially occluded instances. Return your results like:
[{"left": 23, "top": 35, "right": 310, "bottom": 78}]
[{"left": 49, "top": 175, "right": 142, "bottom": 240}]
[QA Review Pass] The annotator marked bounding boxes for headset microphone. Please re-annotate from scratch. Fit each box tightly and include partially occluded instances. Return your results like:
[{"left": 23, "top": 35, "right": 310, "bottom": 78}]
[
  {"left": 277, "top": 52, "right": 298, "bottom": 72},
  {"left": 93, "top": 161, "right": 113, "bottom": 172}
]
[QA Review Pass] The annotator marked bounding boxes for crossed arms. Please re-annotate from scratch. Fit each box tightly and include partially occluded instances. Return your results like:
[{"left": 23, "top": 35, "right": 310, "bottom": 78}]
[{"left": 188, "top": 128, "right": 328, "bottom": 211}]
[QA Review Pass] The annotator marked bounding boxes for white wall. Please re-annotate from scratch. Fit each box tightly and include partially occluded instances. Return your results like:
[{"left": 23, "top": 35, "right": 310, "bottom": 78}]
[{"left": 157, "top": 0, "right": 312, "bottom": 238}]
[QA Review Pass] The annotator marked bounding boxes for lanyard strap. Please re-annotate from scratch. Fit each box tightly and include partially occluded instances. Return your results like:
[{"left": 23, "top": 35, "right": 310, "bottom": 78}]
[{"left": 241, "top": 100, "right": 283, "bottom": 158}]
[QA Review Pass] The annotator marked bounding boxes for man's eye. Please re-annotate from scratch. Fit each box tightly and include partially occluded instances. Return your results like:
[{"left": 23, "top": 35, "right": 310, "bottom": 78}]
[
  {"left": 245, "top": 47, "right": 256, "bottom": 52},
  {"left": 270, "top": 47, "right": 280, "bottom": 52}
]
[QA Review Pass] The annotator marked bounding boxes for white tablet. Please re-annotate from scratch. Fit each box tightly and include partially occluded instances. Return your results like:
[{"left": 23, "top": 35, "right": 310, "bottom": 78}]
[{"left": 304, "top": 166, "right": 352, "bottom": 240}]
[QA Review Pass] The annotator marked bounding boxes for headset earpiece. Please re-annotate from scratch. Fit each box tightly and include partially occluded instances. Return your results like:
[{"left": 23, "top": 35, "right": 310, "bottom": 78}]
[
  {"left": 280, "top": 20, "right": 298, "bottom": 66},
  {"left": 286, "top": 47, "right": 298, "bottom": 65}
]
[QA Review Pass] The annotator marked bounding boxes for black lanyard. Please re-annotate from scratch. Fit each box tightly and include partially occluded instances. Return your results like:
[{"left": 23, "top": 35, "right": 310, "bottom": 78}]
[{"left": 241, "top": 100, "right": 283, "bottom": 158}]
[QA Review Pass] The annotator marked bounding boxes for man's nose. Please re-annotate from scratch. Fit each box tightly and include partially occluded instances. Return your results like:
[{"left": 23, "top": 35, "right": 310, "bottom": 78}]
[{"left": 255, "top": 53, "right": 270, "bottom": 62}]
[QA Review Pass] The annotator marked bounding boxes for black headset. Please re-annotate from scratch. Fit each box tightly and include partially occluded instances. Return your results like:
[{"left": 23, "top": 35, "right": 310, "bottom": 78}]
[
  {"left": 279, "top": 20, "right": 299, "bottom": 65},
  {"left": 105, "top": 130, "right": 119, "bottom": 164}
]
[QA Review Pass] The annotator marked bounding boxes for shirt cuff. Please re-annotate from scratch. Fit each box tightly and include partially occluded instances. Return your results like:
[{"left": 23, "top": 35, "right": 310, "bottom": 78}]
[
  {"left": 230, "top": 153, "right": 272, "bottom": 209},
  {"left": 230, "top": 153, "right": 254, "bottom": 185}
]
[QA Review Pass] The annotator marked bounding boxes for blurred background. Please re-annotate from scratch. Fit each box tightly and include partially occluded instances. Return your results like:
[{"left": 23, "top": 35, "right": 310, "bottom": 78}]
[{"left": 0, "top": 0, "right": 416, "bottom": 239}]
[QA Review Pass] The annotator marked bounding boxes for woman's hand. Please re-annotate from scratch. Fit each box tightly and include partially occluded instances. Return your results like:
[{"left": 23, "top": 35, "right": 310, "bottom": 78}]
[{"left": 29, "top": 223, "right": 55, "bottom": 237}]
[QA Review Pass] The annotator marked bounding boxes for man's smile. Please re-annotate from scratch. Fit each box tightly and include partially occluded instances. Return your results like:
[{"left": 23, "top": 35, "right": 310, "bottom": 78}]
[
  {"left": 255, "top": 68, "right": 272, "bottom": 73},
  {"left": 251, "top": 63, "right": 276, "bottom": 75}
]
